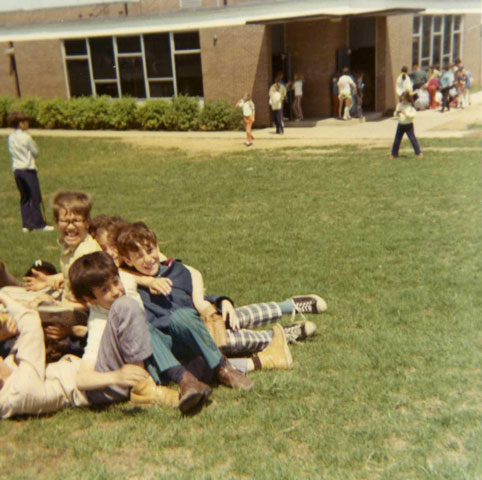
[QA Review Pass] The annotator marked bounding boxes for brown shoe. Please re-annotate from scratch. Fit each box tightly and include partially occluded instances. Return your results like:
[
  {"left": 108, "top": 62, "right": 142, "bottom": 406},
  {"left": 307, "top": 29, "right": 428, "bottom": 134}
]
[
  {"left": 216, "top": 358, "right": 254, "bottom": 391},
  {"left": 130, "top": 376, "right": 179, "bottom": 407},
  {"left": 178, "top": 371, "right": 212, "bottom": 414}
]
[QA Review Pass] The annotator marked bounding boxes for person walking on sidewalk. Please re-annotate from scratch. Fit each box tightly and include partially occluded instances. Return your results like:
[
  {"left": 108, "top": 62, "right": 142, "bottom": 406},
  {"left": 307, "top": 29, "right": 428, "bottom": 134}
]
[
  {"left": 236, "top": 93, "right": 255, "bottom": 147},
  {"left": 390, "top": 91, "right": 423, "bottom": 160},
  {"left": 7, "top": 112, "right": 53, "bottom": 233}
]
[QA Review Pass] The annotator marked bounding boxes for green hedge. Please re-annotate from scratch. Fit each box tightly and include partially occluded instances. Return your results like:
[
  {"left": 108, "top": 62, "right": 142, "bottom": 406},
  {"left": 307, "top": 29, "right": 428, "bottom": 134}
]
[{"left": 0, "top": 95, "right": 243, "bottom": 131}]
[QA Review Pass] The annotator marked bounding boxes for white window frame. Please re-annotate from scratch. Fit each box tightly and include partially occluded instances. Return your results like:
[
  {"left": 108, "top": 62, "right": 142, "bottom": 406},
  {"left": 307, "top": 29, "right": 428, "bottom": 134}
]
[
  {"left": 412, "top": 15, "right": 464, "bottom": 68},
  {"left": 62, "top": 30, "right": 202, "bottom": 100}
]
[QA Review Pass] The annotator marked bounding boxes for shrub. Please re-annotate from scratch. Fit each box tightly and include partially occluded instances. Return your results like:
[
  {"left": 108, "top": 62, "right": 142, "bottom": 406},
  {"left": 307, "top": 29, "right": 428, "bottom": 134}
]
[
  {"left": 109, "top": 97, "right": 139, "bottom": 130},
  {"left": 9, "top": 97, "right": 41, "bottom": 127},
  {"left": 0, "top": 97, "right": 14, "bottom": 127},
  {"left": 136, "top": 99, "right": 171, "bottom": 130},
  {"left": 163, "top": 95, "right": 200, "bottom": 131},
  {"left": 199, "top": 100, "right": 243, "bottom": 131},
  {"left": 38, "top": 98, "right": 72, "bottom": 129}
]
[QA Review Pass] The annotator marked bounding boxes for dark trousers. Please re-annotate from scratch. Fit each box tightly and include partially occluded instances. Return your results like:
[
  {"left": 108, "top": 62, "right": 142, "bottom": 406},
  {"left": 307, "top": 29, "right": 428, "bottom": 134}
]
[
  {"left": 391, "top": 123, "right": 421, "bottom": 157},
  {"left": 440, "top": 86, "right": 451, "bottom": 112},
  {"left": 273, "top": 109, "right": 284, "bottom": 134},
  {"left": 13, "top": 169, "right": 45, "bottom": 230}
]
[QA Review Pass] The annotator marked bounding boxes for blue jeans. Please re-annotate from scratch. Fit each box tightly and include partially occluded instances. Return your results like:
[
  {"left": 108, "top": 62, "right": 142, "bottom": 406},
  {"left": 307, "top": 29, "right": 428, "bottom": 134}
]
[
  {"left": 273, "top": 109, "right": 284, "bottom": 134},
  {"left": 14, "top": 169, "right": 46, "bottom": 229},
  {"left": 391, "top": 123, "right": 421, "bottom": 157}
]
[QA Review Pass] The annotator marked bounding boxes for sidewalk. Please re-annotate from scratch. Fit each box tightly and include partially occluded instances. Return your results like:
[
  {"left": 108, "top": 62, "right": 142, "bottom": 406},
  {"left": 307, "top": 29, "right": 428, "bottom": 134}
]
[{"left": 0, "top": 91, "right": 480, "bottom": 152}]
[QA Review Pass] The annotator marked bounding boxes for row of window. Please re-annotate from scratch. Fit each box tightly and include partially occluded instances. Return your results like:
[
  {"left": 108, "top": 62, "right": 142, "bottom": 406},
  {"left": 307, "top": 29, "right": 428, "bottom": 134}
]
[
  {"left": 412, "top": 15, "right": 462, "bottom": 68},
  {"left": 63, "top": 31, "right": 203, "bottom": 99}
]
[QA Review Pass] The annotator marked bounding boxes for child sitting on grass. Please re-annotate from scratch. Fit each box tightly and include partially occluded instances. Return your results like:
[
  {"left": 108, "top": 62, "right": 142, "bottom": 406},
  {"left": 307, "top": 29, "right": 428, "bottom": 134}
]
[
  {"left": 115, "top": 221, "right": 326, "bottom": 374},
  {"left": 70, "top": 251, "right": 254, "bottom": 413}
]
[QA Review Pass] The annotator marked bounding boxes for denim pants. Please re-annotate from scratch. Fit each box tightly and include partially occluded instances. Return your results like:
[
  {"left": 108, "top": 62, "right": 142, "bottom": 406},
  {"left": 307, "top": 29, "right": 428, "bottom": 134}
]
[
  {"left": 13, "top": 169, "right": 46, "bottom": 229},
  {"left": 273, "top": 109, "right": 284, "bottom": 133},
  {"left": 391, "top": 123, "right": 421, "bottom": 157}
]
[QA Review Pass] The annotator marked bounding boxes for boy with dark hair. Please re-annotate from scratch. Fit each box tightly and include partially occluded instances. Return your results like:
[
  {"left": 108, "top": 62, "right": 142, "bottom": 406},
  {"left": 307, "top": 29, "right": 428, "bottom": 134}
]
[
  {"left": 116, "top": 222, "right": 325, "bottom": 374},
  {"left": 70, "top": 251, "right": 251, "bottom": 413},
  {"left": 7, "top": 111, "right": 53, "bottom": 233}
]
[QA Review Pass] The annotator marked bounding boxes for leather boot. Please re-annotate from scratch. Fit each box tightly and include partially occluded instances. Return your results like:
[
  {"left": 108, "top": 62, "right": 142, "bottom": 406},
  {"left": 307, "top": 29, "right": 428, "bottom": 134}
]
[
  {"left": 130, "top": 376, "right": 179, "bottom": 407},
  {"left": 216, "top": 358, "right": 254, "bottom": 391},
  {"left": 178, "top": 371, "right": 212, "bottom": 414}
]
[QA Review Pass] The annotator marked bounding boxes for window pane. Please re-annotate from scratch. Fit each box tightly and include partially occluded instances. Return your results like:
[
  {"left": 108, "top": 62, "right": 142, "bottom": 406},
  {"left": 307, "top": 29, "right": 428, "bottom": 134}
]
[
  {"left": 119, "top": 57, "right": 146, "bottom": 98},
  {"left": 95, "top": 82, "right": 119, "bottom": 97},
  {"left": 454, "top": 15, "right": 462, "bottom": 31},
  {"left": 433, "top": 16, "right": 442, "bottom": 32},
  {"left": 149, "top": 81, "right": 174, "bottom": 97},
  {"left": 117, "top": 35, "right": 141, "bottom": 54},
  {"left": 443, "top": 16, "right": 452, "bottom": 54},
  {"left": 144, "top": 33, "right": 173, "bottom": 78},
  {"left": 413, "top": 16, "right": 421, "bottom": 34},
  {"left": 89, "top": 37, "right": 116, "bottom": 79},
  {"left": 175, "top": 53, "right": 203, "bottom": 96},
  {"left": 412, "top": 37, "right": 419, "bottom": 66},
  {"left": 422, "top": 16, "right": 431, "bottom": 58},
  {"left": 432, "top": 35, "right": 441, "bottom": 67},
  {"left": 66, "top": 59, "right": 92, "bottom": 96},
  {"left": 453, "top": 34, "right": 460, "bottom": 62},
  {"left": 65, "top": 39, "right": 87, "bottom": 56},
  {"left": 421, "top": 58, "right": 430, "bottom": 68},
  {"left": 174, "top": 32, "right": 200, "bottom": 50}
]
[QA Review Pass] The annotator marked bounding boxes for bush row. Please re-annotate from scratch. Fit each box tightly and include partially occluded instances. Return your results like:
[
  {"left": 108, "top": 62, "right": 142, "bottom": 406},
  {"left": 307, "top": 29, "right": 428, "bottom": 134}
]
[{"left": 0, "top": 95, "right": 243, "bottom": 131}]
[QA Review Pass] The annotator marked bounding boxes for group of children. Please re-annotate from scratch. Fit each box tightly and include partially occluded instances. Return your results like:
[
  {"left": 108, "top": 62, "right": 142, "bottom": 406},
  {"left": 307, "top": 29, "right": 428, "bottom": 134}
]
[{"left": 0, "top": 191, "right": 327, "bottom": 418}]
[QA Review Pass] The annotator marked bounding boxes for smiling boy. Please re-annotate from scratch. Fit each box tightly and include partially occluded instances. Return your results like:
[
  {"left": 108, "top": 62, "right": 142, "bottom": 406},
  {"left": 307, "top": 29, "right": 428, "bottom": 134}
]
[
  {"left": 24, "top": 191, "right": 101, "bottom": 307},
  {"left": 69, "top": 252, "right": 220, "bottom": 413}
]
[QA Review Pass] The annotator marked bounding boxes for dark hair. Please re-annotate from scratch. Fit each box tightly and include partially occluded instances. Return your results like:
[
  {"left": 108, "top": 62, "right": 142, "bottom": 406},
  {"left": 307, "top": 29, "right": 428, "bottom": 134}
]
[
  {"left": 400, "top": 91, "right": 413, "bottom": 104},
  {"left": 8, "top": 111, "right": 29, "bottom": 128},
  {"left": 90, "top": 215, "right": 128, "bottom": 241},
  {"left": 24, "top": 259, "right": 57, "bottom": 277},
  {"left": 52, "top": 191, "right": 92, "bottom": 223},
  {"left": 342, "top": 67, "right": 350, "bottom": 75},
  {"left": 116, "top": 221, "right": 157, "bottom": 259},
  {"left": 401, "top": 66, "right": 408, "bottom": 73},
  {"left": 69, "top": 251, "right": 119, "bottom": 302}
]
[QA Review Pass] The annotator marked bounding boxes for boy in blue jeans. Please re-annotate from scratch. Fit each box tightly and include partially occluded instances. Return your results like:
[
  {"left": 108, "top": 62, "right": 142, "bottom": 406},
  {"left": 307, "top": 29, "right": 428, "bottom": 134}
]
[{"left": 69, "top": 252, "right": 253, "bottom": 414}]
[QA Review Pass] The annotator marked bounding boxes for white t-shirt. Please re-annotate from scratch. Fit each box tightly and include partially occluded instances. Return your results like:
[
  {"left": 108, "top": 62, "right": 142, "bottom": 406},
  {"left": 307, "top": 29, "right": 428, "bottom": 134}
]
[
  {"left": 294, "top": 80, "right": 303, "bottom": 96},
  {"left": 269, "top": 91, "right": 282, "bottom": 110},
  {"left": 241, "top": 100, "right": 255, "bottom": 118},
  {"left": 337, "top": 75, "right": 356, "bottom": 95},
  {"left": 82, "top": 271, "right": 143, "bottom": 363},
  {"left": 8, "top": 129, "right": 39, "bottom": 171}
]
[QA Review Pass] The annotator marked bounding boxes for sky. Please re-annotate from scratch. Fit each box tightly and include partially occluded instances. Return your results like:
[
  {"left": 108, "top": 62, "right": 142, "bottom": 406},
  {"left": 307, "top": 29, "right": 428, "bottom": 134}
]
[{"left": 0, "top": 0, "right": 139, "bottom": 13}]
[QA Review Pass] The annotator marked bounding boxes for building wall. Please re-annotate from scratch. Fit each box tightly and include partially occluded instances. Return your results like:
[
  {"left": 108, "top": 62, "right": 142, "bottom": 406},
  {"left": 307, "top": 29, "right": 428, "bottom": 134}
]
[
  {"left": 375, "top": 16, "right": 388, "bottom": 113},
  {"left": 0, "top": 42, "right": 18, "bottom": 97},
  {"left": 383, "top": 14, "right": 413, "bottom": 111},
  {"left": 286, "top": 18, "right": 347, "bottom": 118},
  {"left": 14, "top": 40, "right": 66, "bottom": 98},
  {"left": 463, "top": 13, "right": 482, "bottom": 86},
  {"left": 200, "top": 24, "right": 272, "bottom": 126}
]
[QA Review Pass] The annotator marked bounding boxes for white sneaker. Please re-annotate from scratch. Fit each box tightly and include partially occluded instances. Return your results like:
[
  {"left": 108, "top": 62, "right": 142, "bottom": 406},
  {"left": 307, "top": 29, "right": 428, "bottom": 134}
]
[
  {"left": 21, "top": 228, "right": 30, "bottom": 233},
  {"left": 41, "top": 225, "right": 55, "bottom": 232}
]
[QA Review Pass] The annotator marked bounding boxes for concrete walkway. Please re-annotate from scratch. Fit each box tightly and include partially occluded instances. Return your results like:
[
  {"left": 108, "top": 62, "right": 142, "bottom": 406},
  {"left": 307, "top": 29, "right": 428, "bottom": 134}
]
[{"left": 0, "top": 91, "right": 480, "bottom": 151}]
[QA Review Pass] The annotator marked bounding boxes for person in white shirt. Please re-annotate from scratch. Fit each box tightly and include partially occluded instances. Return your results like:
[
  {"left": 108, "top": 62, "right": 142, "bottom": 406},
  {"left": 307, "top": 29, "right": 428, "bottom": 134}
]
[
  {"left": 236, "top": 93, "right": 255, "bottom": 147},
  {"left": 291, "top": 73, "right": 304, "bottom": 121},
  {"left": 395, "top": 66, "right": 413, "bottom": 99},
  {"left": 269, "top": 83, "right": 284, "bottom": 134},
  {"left": 390, "top": 91, "right": 423, "bottom": 159},
  {"left": 7, "top": 112, "right": 53, "bottom": 233},
  {"left": 337, "top": 68, "right": 357, "bottom": 120}
]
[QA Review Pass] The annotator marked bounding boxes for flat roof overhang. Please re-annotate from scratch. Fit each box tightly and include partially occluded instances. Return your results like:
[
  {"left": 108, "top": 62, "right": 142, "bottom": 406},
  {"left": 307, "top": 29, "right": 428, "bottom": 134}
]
[{"left": 0, "top": 0, "right": 479, "bottom": 43}]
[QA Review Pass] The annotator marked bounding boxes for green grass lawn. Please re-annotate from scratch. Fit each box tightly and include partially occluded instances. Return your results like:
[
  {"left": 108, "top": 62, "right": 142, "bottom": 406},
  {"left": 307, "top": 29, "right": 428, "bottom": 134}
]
[{"left": 0, "top": 135, "right": 481, "bottom": 479}]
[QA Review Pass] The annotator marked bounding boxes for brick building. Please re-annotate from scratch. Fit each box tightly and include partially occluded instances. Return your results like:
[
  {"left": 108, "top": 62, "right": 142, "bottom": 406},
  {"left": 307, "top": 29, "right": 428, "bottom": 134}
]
[{"left": 0, "top": 0, "right": 480, "bottom": 126}]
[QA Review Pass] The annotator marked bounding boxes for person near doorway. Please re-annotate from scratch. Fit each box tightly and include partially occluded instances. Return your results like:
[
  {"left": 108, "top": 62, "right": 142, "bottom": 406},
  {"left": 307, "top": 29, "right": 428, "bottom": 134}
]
[
  {"left": 290, "top": 73, "right": 304, "bottom": 121},
  {"left": 337, "top": 68, "right": 357, "bottom": 121},
  {"left": 269, "top": 83, "right": 284, "bottom": 134}
]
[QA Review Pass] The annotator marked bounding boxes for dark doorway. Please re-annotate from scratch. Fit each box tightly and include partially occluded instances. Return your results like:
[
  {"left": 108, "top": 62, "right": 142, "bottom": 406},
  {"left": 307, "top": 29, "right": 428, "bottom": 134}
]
[
  {"left": 271, "top": 24, "right": 292, "bottom": 119},
  {"left": 349, "top": 17, "right": 376, "bottom": 111}
]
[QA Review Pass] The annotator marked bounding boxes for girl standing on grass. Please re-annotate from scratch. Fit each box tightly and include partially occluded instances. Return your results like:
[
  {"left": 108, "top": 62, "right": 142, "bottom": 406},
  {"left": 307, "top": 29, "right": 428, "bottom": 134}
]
[
  {"left": 390, "top": 91, "right": 423, "bottom": 159},
  {"left": 236, "top": 92, "right": 255, "bottom": 147}
]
